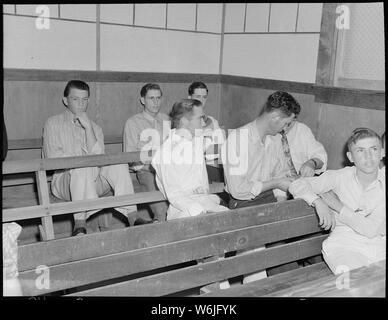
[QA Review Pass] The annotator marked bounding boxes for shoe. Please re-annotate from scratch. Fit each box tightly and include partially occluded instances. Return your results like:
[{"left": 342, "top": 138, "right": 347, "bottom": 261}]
[
  {"left": 242, "top": 270, "right": 267, "bottom": 284},
  {"left": 72, "top": 227, "right": 87, "bottom": 236},
  {"left": 134, "top": 218, "right": 153, "bottom": 226}
]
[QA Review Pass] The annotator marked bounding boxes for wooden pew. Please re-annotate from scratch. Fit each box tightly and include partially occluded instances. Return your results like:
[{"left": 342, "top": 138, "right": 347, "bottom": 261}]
[
  {"left": 2, "top": 151, "right": 225, "bottom": 241},
  {"left": 16, "top": 199, "right": 330, "bottom": 297}
]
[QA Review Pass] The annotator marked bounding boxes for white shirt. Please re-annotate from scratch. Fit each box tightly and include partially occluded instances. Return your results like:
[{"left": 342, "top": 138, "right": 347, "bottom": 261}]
[
  {"left": 221, "top": 119, "right": 287, "bottom": 200},
  {"left": 151, "top": 129, "right": 226, "bottom": 220},
  {"left": 273, "top": 121, "right": 328, "bottom": 174},
  {"left": 289, "top": 166, "right": 385, "bottom": 239}
]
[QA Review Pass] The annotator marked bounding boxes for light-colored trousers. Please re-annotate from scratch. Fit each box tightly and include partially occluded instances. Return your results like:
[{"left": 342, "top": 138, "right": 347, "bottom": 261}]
[
  {"left": 322, "top": 228, "right": 386, "bottom": 275},
  {"left": 51, "top": 164, "right": 137, "bottom": 221}
]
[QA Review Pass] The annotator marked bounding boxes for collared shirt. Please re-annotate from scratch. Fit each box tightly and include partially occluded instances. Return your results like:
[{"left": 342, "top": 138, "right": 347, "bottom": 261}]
[
  {"left": 123, "top": 111, "right": 170, "bottom": 171},
  {"left": 221, "top": 119, "right": 287, "bottom": 200},
  {"left": 151, "top": 129, "right": 226, "bottom": 220},
  {"left": 272, "top": 121, "right": 328, "bottom": 174},
  {"left": 42, "top": 109, "right": 105, "bottom": 190},
  {"left": 289, "top": 166, "right": 386, "bottom": 239}
]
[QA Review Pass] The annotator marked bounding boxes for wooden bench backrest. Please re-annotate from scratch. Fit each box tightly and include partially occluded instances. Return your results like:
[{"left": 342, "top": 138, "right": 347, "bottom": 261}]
[{"left": 17, "top": 199, "right": 327, "bottom": 296}]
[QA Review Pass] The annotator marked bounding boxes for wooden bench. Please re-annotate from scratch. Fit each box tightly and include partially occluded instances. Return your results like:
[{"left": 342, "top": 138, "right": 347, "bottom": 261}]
[
  {"left": 2, "top": 151, "right": 225, "bottom": 241},
  {"left": 15, "top": 199, "right": 330, "bottom": 296}
]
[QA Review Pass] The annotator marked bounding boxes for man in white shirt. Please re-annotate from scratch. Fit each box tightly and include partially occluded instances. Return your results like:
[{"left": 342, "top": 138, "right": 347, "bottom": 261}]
[
  {"left": 152, "top": 99, "right": 230, "bottom": 292},
  {"left": 43, "top": 80, "right": 137, "bottom": 236},
  {"left": 123, "top": 83, "right": 169, "bottom": 223},
  {"left": 152, "top": 98, "right": 227, "bottom": 220},
  {"left": 289, "top": 128, "right": 385, "bottom": 274}
]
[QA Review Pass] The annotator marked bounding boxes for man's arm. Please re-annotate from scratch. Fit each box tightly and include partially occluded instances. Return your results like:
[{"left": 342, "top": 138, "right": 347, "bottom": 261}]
[
  {"left": 299, "top": 124, "right": 328, "bottom": 176},
  {"left": 76, "top": 113, "right": 104, "bottom": 154},
  {"left": 43, "top": 119, "right": 72, "bottom": 158}
]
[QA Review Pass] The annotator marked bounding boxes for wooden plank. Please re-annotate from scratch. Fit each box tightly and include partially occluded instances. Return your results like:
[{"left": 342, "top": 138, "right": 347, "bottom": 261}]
[
  {"left": 202, "top": 262, "right": 332, "bottom": 297},
  {"left": 3, "top": 181, "right": 225, "bottom": 222},
  {"left": 17, "top": 200, "right": 316, "bottom": 271},
  {"left": 3, "top": 151, "right": 150, "bottom": 174},
  {"left": 69, "top": 236, "right": 327, "bottom": 296},
  {"left": 315, "top": 3, "right": 338, "bottom": 86},
  {"left": 7, "top": 135, "right": 123, "bottom": 150},
  {"left": 221, "top": 75, "right": 315, "bottom": 95},
  {"left": 35, "top": 171, "right": 55, "bottom": 240},
  {"left": 4, "top": 68, "right": 220, "bottom": 83},
  {"left": 264, "top": 260, "right": 385, "bottom": 297},
  {"left": 18, "top": 216, "right": 326, "bottom": 295},
  {"left": 314, "top": 85, "right": 385, "bottom": 110}
]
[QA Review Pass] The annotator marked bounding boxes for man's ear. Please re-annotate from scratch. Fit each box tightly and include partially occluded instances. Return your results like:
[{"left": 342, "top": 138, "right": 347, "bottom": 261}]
[
  {"left": 188, "top": 95, "right": 192, "bottom": 99},
  {"left": 346, "top": 151, "right": 354, "bottom": 163},
  {"left": 140, "top": 97, "right": 145, "bottom": 106},
  {"left": 62, "top": 96, "right": 68, "bottom": 107}
]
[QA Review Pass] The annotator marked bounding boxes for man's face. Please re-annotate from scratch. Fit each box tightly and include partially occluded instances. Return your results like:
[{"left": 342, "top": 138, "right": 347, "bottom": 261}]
[
  {"left": 189, "top": 88, "right": 208, "bottom": 108},
  {"left": 347, "top": 137, "right": 382, "bottom": 174},
  {"left": 283, "top": 118, "right": 297, "bottom": 134},
  {"left": 141, "top": 89, "right": 162, "bottom": 115},
  {"left": 63, "top": 88, "right": 89, "bottom": 115},
  {"left": 270, "top": 111, "right": 295, "bottom": 135},
  {"left": 184, "top": 106, "right": 206, "bottom": 136}
]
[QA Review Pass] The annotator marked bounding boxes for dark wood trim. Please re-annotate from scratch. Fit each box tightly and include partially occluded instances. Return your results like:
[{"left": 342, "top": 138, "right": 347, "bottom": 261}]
[
  {"left": 315, "top": 3, "right": 339, "bottom": 86},
  {"left": 221, "top": 74, "right": 315, "bottom": 95},
  {"left": 314, "top": 86, "right": 385, "bottom": 111},
  {"left": 4, "top": 69, "right": 384, "bottom": 110},
  {"left": 3, "top": 68, "right": 220, "bottom": 83}
]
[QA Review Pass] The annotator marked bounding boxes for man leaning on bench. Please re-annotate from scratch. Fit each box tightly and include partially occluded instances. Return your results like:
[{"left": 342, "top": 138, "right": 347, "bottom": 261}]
[{"left": 3, "top": 79, "right": 385, "bottom": 297}]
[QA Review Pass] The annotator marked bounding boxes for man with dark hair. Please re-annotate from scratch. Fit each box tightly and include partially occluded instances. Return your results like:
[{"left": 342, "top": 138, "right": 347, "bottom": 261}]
[
  {"left": 290, "top": 127, "right": 385, "bottom": 274},
  {"left": 124, "top": 83, "right": 169, "bottom": 222},
  {"left": 221, "top": 91, "right": 300, "bottom": 282},
  {"left": 222, "top": 91, "right": 298, "bottom": 209},
  {"left": 43, "top": 80, "right": 137, "bottom": 236}
]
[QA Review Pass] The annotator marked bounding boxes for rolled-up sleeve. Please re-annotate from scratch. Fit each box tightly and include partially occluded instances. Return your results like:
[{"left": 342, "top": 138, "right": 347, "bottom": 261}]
[
  {"left": 302, "top": 124, "right": 328, "bottom": 173},
  {"left": 88, "top": 124, "right": 104, "bottom": 155},
  {"left": 221, "top": 130, "right": 262, "bottom": 200},
  {"left": 289, "top": 170, "right": 340, "bottom": 205}
]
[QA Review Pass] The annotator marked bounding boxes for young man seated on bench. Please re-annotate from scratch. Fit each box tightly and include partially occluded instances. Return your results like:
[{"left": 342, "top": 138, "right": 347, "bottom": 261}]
[
  {"left": 289, "top": 128, "right": 385, "bottom": 274},
  {"left": 42, "top": 80, "right": 137, "bottom": 236},
  {"left": 151, "top": 98, "right": 231, "bottom": 292}
]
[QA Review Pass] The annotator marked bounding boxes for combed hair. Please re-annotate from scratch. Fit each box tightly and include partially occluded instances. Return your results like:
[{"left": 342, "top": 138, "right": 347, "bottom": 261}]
[
  {"left": 169, "top": 99, "right": 202, "bottom": 129},
  {"left": 188, "top": 81, "right": 208, "bottom": 95},
  {"left": 261, "top": 91, "right": 301, "bottom": 117},
  {"left": 346, "top": 127, "right": 381, "bottom": 151},
  {"left": 140, "top": 83, "right": 162, "bottom": 97},
  {"left": 63, "top": 80, "right": 90, "bottom": 97}
]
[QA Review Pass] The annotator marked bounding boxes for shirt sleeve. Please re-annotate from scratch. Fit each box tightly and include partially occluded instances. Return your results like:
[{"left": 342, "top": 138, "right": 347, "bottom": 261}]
[
  {"left": 301, "top": 124, "right": 328, "bottom": 173},
  {"left": 43, "top": 119, "right": 74, "bottom": 158},
  {"left": 221, "top": 130, "right": 263, "bottom": 200},
  {"left": 123, "top": 118, "right": 140, "bottom": 152},
  {"left": 289, "top": 170, "right": 342, "bottom": 205},
  {"left": 338, "top": 202, "right": 385, "bottom": 238}
]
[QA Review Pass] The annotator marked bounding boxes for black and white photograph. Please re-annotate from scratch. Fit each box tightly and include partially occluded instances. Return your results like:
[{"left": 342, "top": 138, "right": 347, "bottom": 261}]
[{"left": 2, "top": 2, "right": 385, "bottom": 309}]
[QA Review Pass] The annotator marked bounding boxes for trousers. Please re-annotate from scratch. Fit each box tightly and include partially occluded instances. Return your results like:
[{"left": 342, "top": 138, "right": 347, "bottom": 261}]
[
  {"left": 52, "top": 164, "right": 137, "bottom": 221},
  {"left": 322, "top": 229, "right": 386, "bottom": 274},
  {"left": 136, "top": 169, "right": 168, "bottom": 221}
]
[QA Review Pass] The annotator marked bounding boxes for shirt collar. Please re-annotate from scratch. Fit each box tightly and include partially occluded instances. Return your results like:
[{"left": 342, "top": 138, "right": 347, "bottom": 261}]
[
  {"left": 352, "top": 166, "right": 385, "bottom": 190},
  {"left": 64, "top": 108, "right": 75, "bottom": 121},
  {"left": 142, "top": 110, "right": 160, "bottom": 123}
]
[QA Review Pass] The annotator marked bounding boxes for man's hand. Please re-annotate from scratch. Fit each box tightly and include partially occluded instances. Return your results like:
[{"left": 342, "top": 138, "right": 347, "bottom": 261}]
[
  {"left": 75, "top": 112, "right": 92, "bottom": 130},
  {"left": 275, "top": 176, "right": 298, "bottom": 192},
  {"left": 299, "top": 159, "right": 316, "bottom": 177},
  {"left": 203, "top": 115, "right": 214, "bottom": 130},
  {"left": 319, "top": 190, "right": 344, "bottom": 213},
  {"left": 313, "top": 198, "right": 336, "bottom": 230}
]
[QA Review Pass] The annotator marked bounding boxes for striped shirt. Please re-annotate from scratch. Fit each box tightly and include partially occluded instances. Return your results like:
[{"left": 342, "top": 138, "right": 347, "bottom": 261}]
[
  {"left": 42, "top": 109, "right": 104, "bottom": 184},
  {"left": 123, "top": 110, "right": 170, "bottom": 171}
]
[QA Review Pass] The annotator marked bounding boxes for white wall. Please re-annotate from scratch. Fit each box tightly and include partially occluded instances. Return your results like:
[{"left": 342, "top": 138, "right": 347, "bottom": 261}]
[
  {"left": 221, "top": 3, "right": 323, "bottom": 83},
  {"left": 3, "top": 3, "right": 222, "bottom": 74}
]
